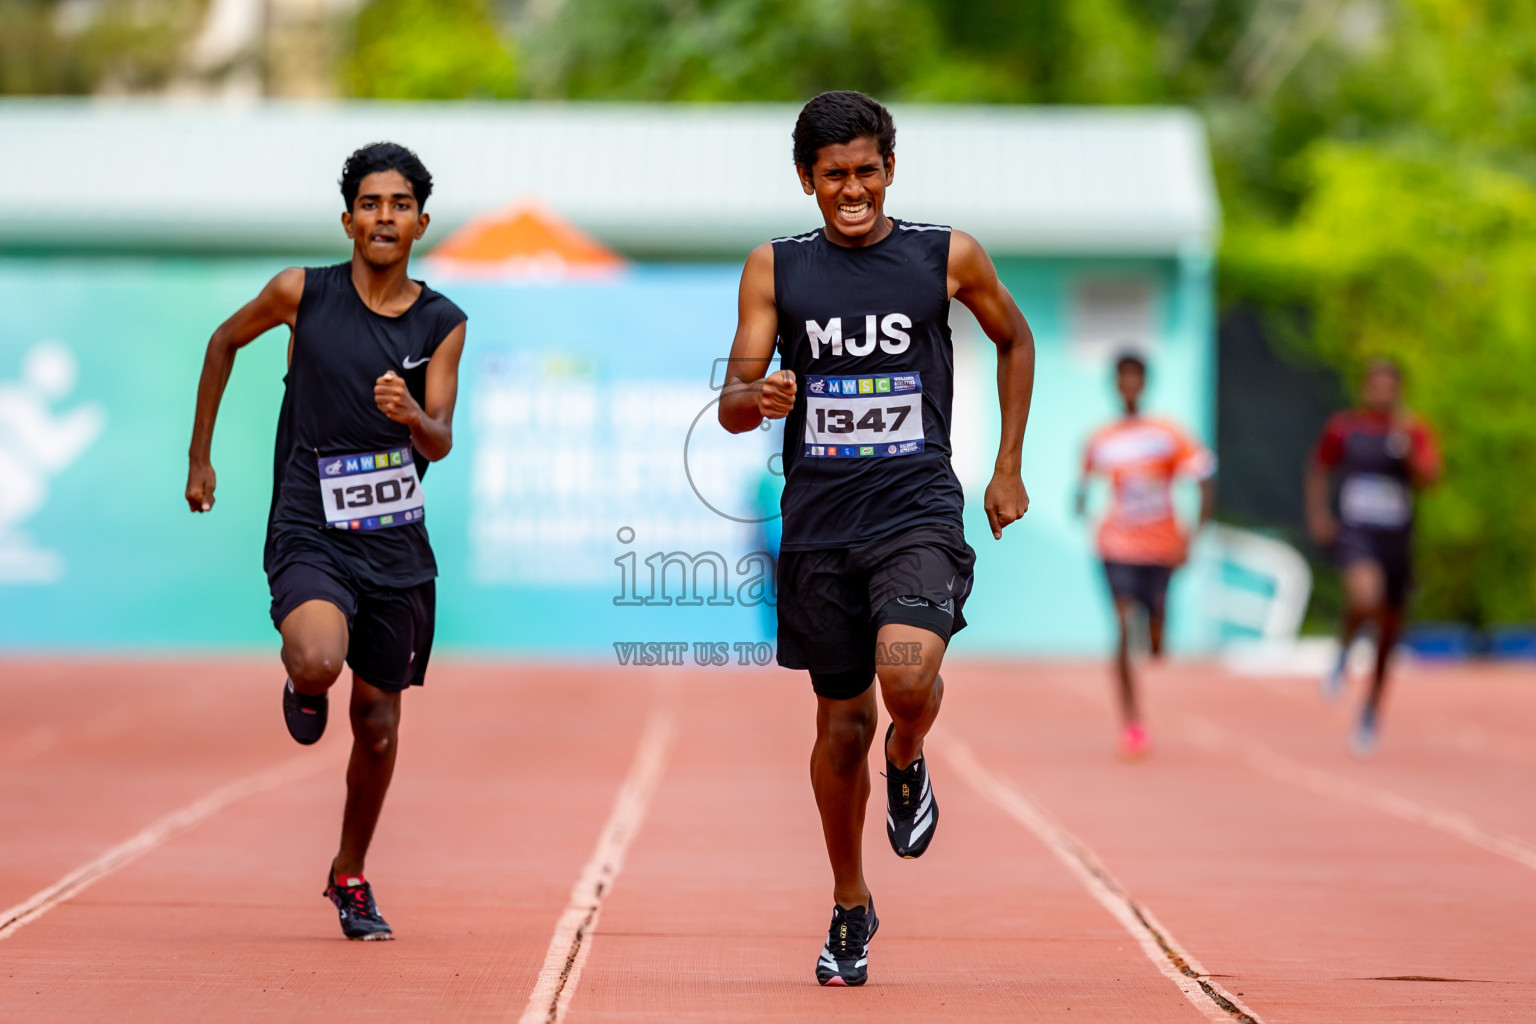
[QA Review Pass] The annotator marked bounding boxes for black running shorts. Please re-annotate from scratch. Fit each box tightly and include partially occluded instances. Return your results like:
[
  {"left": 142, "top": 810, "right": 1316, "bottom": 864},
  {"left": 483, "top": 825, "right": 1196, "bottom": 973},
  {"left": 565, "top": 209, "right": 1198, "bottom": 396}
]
[
  {"left": 1102, "top": 561, "right": 1174, "bottom": 616},
  {"left": 268, "top": 560, "right": 435, "bottom": 693},
  {"left": 777, "top": 523, "right": 975, "bottom": 700},
  {"left": 1334, "top": 526, "right": 1412, "bottom": 609}
]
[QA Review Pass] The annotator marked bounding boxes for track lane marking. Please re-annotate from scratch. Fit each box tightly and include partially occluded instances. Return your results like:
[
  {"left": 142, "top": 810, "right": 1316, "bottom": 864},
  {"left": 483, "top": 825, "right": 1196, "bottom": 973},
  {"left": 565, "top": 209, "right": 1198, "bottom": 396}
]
[
  {"left": 1237, "top": 673, "right": 1536, "bottom": 772},
  {"left": 937, "top": 728, "right": 1265, "bottom": 1024},
  {"left": 1183, "top": 714, "right": 1536, "bottom": 874},
  {"left": 518, "top": 705, "right": 676, "bottom": 1024},
  {"left": 0, "top": 751, "right": 335, "bottom": 941}
]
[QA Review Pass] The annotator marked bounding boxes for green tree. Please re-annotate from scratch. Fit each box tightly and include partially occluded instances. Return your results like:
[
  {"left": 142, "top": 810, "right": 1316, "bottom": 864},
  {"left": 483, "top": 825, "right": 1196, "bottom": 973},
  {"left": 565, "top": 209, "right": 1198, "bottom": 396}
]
[
  {"left": 0, "top": 0, "right": 206, "bottom": 95},
  {"left": 521, "top": 0, "right": 942, "bottom": 102},
  {"left": 347, "top": 0, "right": 517, "bottom": 100}
]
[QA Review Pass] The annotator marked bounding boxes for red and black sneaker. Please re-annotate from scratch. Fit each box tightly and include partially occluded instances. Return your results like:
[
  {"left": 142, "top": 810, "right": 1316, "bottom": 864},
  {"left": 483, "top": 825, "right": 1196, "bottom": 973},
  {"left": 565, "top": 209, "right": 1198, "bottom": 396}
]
[
  {"left": 324, "top": 867, "right": 393, "bottom": 941},
  {"left": 283, "top": 678, "right": 327, "bottom": 745}
]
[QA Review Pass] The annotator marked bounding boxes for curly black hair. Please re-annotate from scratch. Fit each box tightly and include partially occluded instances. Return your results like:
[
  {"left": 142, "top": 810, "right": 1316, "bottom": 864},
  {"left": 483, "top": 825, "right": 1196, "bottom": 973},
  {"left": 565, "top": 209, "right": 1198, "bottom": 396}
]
[
  {"left": 339, "top": 142, "right": 433, "bottom": 211},
  {"left": 792, "top": 91, "right": 895, "bottom": 172}
]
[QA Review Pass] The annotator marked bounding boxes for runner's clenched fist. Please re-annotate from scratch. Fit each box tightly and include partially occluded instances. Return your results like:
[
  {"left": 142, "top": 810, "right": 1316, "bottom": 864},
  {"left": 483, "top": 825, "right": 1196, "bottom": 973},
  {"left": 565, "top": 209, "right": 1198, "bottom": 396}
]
[
  {"left": 374, "top": 370, "right": 421, "bottom": 425},
  {"left": 758, "top": 369, "right": 797, "bottom": 419}
]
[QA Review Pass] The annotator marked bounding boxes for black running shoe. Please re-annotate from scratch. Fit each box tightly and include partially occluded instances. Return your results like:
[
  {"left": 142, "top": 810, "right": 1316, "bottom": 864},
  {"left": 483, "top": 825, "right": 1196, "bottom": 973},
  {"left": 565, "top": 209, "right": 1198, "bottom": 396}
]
[
  {"left": 815, "top": 900, "right": 878, "bottom": 986},
  {"left": 323, "top": 868, "right": 393, "bottom": 941},
  {"left": 884, "top": 723, "right": 938, "bottom": 859},
  {"left": 283, "top": 678, "right": 327, "bottom": 745}
]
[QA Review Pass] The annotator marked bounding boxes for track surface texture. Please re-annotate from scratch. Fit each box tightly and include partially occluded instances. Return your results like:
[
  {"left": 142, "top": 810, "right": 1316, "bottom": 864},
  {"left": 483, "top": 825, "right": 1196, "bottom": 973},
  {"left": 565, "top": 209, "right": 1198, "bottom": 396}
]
[{"left": 2, "top": 657, "right": 1532, "bottom": 1022}]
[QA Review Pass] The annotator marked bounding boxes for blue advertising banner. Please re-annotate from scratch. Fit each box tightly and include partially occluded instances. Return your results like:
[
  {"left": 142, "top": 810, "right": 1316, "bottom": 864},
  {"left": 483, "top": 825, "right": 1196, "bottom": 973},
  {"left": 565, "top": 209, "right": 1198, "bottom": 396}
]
[{"left": 0, "top": 256, "right": 1216, "bottom": 657}]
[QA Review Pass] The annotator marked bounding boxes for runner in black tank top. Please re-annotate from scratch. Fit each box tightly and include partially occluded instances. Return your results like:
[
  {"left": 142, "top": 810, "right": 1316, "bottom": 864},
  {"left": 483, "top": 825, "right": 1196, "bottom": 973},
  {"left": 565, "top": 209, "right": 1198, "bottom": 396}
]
[
  {"left": 185, "top": 143, "right": 467, "bottom": 941},
  {"left": 773, "top": 218, "right": 965, "bottom": 548},
  {"left": 718, "top": 92, "right": 1036, "bottom": 987},
  {"left": 1306, "top": 357, "right": 1440, "bottom": 756}
]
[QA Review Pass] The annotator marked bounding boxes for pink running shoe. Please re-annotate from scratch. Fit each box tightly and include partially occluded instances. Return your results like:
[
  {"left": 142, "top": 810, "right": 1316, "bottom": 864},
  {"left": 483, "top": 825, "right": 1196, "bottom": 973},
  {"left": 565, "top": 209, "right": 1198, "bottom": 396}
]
[{"left": 1118, "top": 722, "right": 1151, "bottom": 759}]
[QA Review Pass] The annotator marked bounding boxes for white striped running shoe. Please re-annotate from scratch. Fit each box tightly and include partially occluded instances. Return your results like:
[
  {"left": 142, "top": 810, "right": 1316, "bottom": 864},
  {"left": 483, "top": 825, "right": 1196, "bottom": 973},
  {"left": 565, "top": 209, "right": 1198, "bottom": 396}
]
[{"left": 884, "top": 723, "right": 938, "bottom": 858}]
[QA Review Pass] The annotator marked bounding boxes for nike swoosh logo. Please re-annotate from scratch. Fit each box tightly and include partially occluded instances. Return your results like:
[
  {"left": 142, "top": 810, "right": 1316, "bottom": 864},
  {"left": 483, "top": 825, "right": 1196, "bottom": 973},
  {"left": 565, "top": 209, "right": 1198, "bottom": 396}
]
[
  {"left": 402, "top": 355, "right": 429, "bottom": 369},
  {"left": 945, "top": 576, "right": 956, "bottom": 591}
]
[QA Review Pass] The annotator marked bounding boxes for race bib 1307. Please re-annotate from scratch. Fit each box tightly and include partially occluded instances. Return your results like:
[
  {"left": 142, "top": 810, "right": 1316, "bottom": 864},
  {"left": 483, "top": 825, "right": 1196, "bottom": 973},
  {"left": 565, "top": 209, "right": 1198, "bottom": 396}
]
[{"left": 317, "top": 446, "right": 424, "bottom": 531}]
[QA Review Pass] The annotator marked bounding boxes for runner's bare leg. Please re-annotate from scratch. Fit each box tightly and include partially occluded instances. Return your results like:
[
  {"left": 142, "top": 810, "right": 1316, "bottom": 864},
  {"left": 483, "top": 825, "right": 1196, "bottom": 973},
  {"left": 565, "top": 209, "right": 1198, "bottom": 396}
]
[{"left": 334, "top": 675, "right": 402, "bottom": 877}]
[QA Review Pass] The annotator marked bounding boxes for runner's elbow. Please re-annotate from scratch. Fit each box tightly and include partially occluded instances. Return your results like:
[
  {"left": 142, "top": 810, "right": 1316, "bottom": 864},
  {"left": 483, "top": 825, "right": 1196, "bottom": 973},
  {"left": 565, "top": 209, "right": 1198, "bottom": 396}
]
[{"left": 718, "top": 400, "right": 758, "bottom": 434}]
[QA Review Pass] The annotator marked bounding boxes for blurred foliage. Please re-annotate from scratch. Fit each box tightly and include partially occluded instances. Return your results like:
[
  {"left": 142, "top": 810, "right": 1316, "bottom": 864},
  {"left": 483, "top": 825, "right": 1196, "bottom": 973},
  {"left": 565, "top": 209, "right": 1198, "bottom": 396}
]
[
  {"left": 519, "top": 0, "right": 941, "bottom": 102},
  {"left": 0, "top": 0, "right": 206, "bottom": 94},
  {"left": 347, "top": 0, "right": 516, "bottom": 99},
  {"left": 1230, "top": 144, "right": 1536, "bottom": 623}
]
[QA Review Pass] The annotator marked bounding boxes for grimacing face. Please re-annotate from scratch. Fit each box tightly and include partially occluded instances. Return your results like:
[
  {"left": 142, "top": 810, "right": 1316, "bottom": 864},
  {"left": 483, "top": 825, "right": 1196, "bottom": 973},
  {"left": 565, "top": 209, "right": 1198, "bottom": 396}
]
[{"left": 798, "top": 135, "right": 894, "bottom": 243}]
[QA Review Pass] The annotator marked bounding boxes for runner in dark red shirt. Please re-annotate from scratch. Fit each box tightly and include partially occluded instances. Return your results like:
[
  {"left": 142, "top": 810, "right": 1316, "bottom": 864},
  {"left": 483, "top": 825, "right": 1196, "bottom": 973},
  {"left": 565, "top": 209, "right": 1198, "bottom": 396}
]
[{"left": 1306, "top": 357, "right": 1440, "bottom": 755}]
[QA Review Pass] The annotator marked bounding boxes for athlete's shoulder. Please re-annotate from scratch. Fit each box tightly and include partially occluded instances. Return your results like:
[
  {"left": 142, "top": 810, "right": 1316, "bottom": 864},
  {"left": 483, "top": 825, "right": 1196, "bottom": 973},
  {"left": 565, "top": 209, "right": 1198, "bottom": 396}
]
[
  {"left": 1086, "top": 419, "right": 1123, "bottom": 445},
  {"left": 1323, "top": 409, "right": 1368, "bottom": 437},
  {"left": 942, "top": 229, "right": 999, "bottom": 283},
  {"left": 745, "top": 241, "right": 776, "bottom": 267},
  {"left": 256, "top": 267, "right": 306, "bottom": 319},
  {"left": 417, "top": 280, "right": 466, "bottom": 318},
  {"left": 1146, "top": 415, "right": 1197, "bottom": 440},
  {"left": 296, "top": 261, "right": 350, "bottom": 300},
  {"left": 1083, "top": 418, "right": 1128, "bottom": 458},
  {"left": 741, "top": 242, "right": 776, "bottom": 297},
  {"left": 269, "top": 266, "right": 306, "bottom": 299},
  {"left": 413, "top": 283, "right": 467, "bottom": 347}
]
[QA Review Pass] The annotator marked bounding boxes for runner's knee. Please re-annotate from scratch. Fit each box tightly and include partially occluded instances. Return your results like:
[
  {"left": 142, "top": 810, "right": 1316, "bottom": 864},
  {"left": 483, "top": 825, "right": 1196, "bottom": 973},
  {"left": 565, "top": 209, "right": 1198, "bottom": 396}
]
[
  {"left": 283, "top": 640, "right": 345, "bottom": 690},
  {"left": 1343, "top": 565, "right": 1384, "bottom": 614},
  {"left": 818, "top": 702, "right": 876, "bottom": 773},
  {"left": 877, "top": 661, "right": 936, "bottom": 722},
  {"left": 351, "top": 694, "right": 400, "bottom": 755}
]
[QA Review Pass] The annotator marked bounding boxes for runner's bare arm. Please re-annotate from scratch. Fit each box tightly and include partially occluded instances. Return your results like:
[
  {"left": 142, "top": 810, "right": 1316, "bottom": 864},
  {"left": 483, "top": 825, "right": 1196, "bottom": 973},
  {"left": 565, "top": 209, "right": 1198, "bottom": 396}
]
[
  {"left": 1304, "top": 453, "right": 1335, "bottom": 545},
  {"left": 186, "top": 268, "right": 305, "bottom": 512},
  {"left": 719, "top": 244, "right": 795, "bottom": 434},
  {"left": 374, "top": 321, "right": 465, "bottom": 461},
  {"left": 949, "top": 230, "right": 1034, "bottom": 540},
  {"left": 1402, "top": 415, "right": 1442, "bottom": 488}
]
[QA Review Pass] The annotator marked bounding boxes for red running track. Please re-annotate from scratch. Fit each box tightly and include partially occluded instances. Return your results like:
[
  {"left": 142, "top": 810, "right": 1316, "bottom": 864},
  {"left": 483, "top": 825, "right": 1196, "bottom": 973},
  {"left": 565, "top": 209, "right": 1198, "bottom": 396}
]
[{"left": 1, "top": 657, "right": 1534, "bottom": 1022}]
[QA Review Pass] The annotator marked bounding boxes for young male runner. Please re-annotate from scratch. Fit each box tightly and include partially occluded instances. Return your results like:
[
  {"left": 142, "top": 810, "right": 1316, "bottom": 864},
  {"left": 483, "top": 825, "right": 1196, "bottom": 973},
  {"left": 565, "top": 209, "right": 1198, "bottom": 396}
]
[
  {"left": 719, "top": 91, "right": 1034, "bottom": 986},
  {"left": 1076, "top": 353, "right": 1214, "bottom": 757},
  {"left": 185, "top": 142, "right": 466, "bottom": 939},
  {"left": 1306, "top": 357, "right": 1439, "bottom": 755}
]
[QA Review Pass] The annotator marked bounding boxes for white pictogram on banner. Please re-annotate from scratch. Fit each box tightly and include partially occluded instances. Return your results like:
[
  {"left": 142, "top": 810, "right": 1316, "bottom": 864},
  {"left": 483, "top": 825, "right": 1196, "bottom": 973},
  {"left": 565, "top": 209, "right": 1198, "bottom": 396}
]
[{"left": 0, "top": 342, "right": 105, "bottom": 583}]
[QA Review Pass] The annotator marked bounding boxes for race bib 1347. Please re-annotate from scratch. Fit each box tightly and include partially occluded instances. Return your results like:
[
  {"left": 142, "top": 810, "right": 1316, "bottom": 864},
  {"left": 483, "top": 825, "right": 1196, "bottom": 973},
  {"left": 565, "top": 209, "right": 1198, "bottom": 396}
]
[{"left": 803, "top": 372, "right": 925, "bottom": 458}]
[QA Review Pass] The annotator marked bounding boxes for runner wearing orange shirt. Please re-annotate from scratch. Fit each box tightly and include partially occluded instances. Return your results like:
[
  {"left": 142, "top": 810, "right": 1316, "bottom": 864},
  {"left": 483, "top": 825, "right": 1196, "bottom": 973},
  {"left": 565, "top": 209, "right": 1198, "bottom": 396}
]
[{"left": 1076, "top": 353, "right": 1214, "bottom": 756}]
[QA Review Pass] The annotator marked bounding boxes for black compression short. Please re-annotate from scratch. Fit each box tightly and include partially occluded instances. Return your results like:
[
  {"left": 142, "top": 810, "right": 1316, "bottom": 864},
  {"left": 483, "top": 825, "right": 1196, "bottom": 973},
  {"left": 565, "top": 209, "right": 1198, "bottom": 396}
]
[
  {"left": 1334, "top": 527, "right": 1412, "bottom": 609},
  {"left": 1102, "top": 561, "right": 1174, "bottom": 616},
  {"left": 778, "top": 523, "right": 974, "bottom": 700},
  {"left": 269, "top": 560, "right": 435, "bottom": 692}
]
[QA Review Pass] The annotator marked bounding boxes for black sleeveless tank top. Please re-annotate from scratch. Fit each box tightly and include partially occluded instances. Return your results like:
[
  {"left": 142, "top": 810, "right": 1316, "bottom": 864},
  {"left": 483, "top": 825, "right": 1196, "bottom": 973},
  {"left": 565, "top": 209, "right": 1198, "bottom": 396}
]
[
  {"left": 264, "top": 262, "right": 467, "bottom": 588},
  {"left": 773, "top": 220, "right": 964, "bottom": 551}
]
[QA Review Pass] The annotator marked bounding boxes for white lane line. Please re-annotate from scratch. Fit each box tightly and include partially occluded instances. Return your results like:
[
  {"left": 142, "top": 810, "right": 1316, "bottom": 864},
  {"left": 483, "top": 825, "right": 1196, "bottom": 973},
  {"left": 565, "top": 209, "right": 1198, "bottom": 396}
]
[
  {"left": 0, "top": 752, "right": 333, "bottom": 940},
  {"left": 1183, "top": 714, "right": 1536, "bottom": 874},
  {"left": 937, "top": 729, "right": 1264, "bottom": 1024},
  {"left": 519, "top": 706, "right": 676, "bottom": 1024}
]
